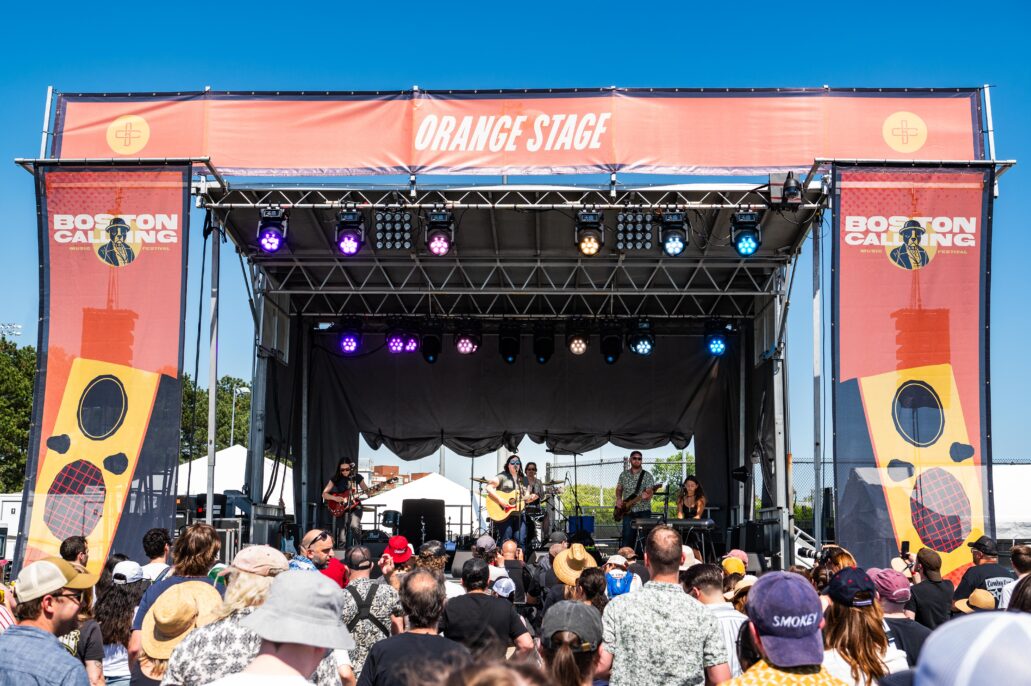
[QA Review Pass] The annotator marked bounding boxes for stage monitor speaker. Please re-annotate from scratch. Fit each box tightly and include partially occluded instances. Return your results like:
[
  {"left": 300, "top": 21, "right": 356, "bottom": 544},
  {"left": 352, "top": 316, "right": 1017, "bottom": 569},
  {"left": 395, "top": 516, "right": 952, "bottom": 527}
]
[
  {"left": 451, "top": 551, "right": 475, "bottom": 578},
  {"left": 399, "top": 499, "right": 446, "bottom": 549}
]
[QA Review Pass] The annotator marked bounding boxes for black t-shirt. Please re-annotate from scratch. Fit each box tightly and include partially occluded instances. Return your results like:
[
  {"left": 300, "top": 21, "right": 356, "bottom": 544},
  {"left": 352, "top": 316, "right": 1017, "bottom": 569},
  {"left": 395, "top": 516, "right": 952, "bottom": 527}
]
[
  {"left": 503, "top": 560, "right": 539, "bottom": 603},
  {"left": 904, "top": 579, "right": 954, "bottom": 630},
  {"left": 884, "top": 617, "right": 931, "bottom": 667},
  {"left": 628, "top": 561, "right": 650, "bottom": 584},
  {"left": 357, "top": 632, "right": 470, "bottom": 686},
  {"left": 954, "top": 562, "right": 1017, "bottom": 605},
  {"left": 59, "top": 619, "right": 104, "bottom": 664},
  {"left": 331, "top": 472, "right": 365, "bottom": 494},
  {"left": 440, "top": 592, "right": 529, "bottom": 659}
]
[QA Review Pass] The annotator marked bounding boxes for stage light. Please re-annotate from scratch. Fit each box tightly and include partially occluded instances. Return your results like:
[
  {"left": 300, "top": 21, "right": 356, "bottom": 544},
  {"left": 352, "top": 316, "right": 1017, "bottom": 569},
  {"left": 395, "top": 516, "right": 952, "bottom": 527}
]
[
  {"left": 707, "top": 333, "right": 727, "bottom": 356},
  {"left": 335, "top": 209, "right": 365, "bottom": 256},
  {"left": 566, "top": 327, "right": 589, "bottom": 355},
  {"left": 257, "top": 207, "right": 288, "bottom": 254},
  {"left": 338, "top": 328, "right": 362, "bottom": 355},
  {"left": 404, "top": 333, "right": 420, "bottom": 353},
  {"left": 533, "top": 323, "right": 555, "bottom": 364},
  {"left": 782, "top": 171, "right": 803, "bottom": 205},
  {"left": 420, "top": 326, "right": 443, "bottom": 364},
  {"left": 615, "top": 210, "right": 653, "bottom": 252},
  {"left": 627, "top": 320, "right": 655, "bottom": 356},
  {"left": 600, "top": 323, "right": 623, "bottom": 364},
  {"left": 374, "top": 209, "right": 414, "bottom": 250},
  {"left": 424, "top": 209, "right": 455, "bottom": 257},
  {"left": 575, "top": 209, "right": 604, "bottom": 256},
  {"left": 731, "top": 211, "right": 762, "bottom": 257},
  {"left": 385, "top": 330, "right": 406, "bottom": 354},
  {"left": 658, "top": 211, "right": 689, "bottom": 257},
  {"left": 499, "top": 323, "right": 521, "bottom": 364},
  {"left": 455, "top": 333, "right": 479, "bottom": 355}
]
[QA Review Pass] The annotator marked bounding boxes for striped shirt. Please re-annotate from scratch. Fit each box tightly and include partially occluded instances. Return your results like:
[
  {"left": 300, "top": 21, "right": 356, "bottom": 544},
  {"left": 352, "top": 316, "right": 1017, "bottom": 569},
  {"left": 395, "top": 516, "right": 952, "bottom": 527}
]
[{"left": 705, "top": 602, "right": 748, "bottom": 677}]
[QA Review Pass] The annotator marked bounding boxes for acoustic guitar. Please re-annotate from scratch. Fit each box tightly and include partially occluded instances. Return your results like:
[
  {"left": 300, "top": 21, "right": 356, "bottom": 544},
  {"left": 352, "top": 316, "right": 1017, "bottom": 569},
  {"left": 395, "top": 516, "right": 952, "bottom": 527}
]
[
  {"left": 613, "top": 482, "right": 663, "bottom": 522},
  {"left": 325, "top": 477, "right": 398, "bottom": 517},
  {"left": 484, "top": 488, "right": 527, "bottom": 522}
]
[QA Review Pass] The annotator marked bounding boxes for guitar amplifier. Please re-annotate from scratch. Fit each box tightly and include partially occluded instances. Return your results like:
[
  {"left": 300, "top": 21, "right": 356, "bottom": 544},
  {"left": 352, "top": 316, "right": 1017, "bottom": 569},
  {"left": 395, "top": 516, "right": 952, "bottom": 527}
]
[{"left": 213, "top": 517, "right": 245, "bottom": 562}]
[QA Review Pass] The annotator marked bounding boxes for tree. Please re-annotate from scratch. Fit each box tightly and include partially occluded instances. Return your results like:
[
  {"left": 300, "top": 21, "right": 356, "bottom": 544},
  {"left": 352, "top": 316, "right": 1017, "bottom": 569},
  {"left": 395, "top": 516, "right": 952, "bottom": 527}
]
[
  {"left": 180, "top": 374, "right": 251, "bottom": 463},
  {"left": 0, "top": 339, "right": 35, "bottom": 492}
]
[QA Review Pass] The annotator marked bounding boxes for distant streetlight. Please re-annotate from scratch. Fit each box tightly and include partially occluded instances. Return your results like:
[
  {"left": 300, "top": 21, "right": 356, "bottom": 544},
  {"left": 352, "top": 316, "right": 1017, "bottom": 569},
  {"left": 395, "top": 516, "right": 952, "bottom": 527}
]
[{"left": 230, "top": 385, "right": 250, "bottom": 447}]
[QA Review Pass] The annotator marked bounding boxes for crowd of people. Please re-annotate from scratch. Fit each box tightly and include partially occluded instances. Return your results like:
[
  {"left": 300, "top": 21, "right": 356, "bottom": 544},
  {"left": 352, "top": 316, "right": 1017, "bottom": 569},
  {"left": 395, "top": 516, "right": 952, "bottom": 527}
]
[{"left": 1, "top": 524, "right": 1030, "bottom": 686}]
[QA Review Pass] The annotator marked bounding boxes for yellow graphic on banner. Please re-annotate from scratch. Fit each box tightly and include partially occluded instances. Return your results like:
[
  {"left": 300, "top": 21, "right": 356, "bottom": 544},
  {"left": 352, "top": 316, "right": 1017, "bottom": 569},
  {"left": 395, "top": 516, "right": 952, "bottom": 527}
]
[
  {"left": 882, "top": 111, "right": 927, "bottom": 154},
  {"left": 106, "top": 115, "right": 150, "bottom": 155},
  {"left": 26, "top": 358, "right": 160, "bottom": 575},
  {"left": 858, "top": 363, "right": 985, "bottom": 581}
]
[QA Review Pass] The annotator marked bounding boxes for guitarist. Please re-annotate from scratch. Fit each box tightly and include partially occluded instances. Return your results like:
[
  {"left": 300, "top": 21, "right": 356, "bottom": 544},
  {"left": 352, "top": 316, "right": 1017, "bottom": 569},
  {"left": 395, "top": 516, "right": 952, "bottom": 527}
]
[
  {"left": 322, "top": 458, "right": 370, "bottom": 547},
  {"left": 486, "top": 455, "right": 539, "bottom": 550},
  {"left": 615, "top": 451, "right": 656, "bottom": 555}
]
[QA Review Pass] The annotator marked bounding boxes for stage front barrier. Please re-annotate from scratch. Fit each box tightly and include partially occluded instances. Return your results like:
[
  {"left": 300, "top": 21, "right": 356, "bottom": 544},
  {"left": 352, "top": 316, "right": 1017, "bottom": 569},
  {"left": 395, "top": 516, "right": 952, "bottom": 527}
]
[
  {"left": 16, "top": 164, "right": 191, "bottom": 573},
  {"left": 832, "top": 163, "right": 995, "bottom": 582}
]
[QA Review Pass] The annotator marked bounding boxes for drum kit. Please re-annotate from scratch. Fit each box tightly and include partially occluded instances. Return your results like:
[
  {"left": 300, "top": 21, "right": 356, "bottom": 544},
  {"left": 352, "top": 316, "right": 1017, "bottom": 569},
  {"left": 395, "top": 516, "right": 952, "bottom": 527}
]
[{"left": 470, "top": 475, "right": 565, "bottom": 542}]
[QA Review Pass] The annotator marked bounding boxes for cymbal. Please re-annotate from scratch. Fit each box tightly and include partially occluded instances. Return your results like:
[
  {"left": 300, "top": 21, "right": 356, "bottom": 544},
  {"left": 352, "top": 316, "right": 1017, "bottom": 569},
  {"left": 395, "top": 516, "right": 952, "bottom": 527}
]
[
  {"left": 543, "top": 479, "right": 564, "bottom": 486},
  {"left": 470, "top": 476, "right": 491, "bottom": 484}
]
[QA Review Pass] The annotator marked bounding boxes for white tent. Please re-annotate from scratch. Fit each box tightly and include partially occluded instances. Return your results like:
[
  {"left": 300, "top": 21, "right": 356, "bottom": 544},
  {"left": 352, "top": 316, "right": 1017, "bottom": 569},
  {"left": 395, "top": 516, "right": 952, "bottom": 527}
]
[
  {"left": 177, "top": 445, "right": 295, "bottom": 515},
  {"left": 361, "top": 472, "right": 483, "bottom": 536},
  {"left": 993, "top": 464, "right": 1031, "bottom": 541}
]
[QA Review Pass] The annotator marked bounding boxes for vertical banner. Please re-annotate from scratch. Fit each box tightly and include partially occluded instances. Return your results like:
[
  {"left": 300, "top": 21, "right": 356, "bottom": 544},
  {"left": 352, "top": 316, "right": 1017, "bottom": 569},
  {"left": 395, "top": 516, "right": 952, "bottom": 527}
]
[
  {"left": 17, "top": 165, "right": 190, "bottom": 574},
  {"left": 832, "top": 164, "right": 993, "bottom": 582}
]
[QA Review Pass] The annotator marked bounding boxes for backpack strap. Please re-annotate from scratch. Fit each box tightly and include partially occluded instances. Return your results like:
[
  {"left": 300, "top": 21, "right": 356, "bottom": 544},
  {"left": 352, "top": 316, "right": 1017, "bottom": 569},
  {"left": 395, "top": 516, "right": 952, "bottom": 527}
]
[{"left": 345, "top": 584, "right": 390, "bottom": 636}]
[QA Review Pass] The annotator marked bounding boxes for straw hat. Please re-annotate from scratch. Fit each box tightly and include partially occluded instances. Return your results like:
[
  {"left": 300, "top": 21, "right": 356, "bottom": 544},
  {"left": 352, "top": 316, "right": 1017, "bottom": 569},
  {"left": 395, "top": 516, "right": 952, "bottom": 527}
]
[
  {"left": 724, "top": 574, "right": 758, "bottom": 601},
  {"left": 553, "top": 543, "right": 598, "bottom": 586},
  {"left": 141, "top": 581, "right": 222, "bottom": 659},
  {"left": 955, "top": 588, "right": 996, "bottom": 614}
]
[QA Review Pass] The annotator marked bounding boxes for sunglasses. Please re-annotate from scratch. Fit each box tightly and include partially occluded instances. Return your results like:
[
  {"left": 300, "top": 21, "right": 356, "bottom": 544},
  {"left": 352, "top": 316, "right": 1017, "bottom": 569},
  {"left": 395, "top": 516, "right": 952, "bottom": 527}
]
[
  {"left": 53, "top": 591, "right": 84, "bottom": 604},
  {"left": 526, "top": 467, "right": 537, "bottom": 472},
  {"left": 304, "top": 530, "right": 333, "bottom": 548}
]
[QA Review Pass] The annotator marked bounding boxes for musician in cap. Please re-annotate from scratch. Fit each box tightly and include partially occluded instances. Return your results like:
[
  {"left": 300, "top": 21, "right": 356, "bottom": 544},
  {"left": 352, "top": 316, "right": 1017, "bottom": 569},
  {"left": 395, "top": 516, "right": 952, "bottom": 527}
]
[
  {"left": 322, "top": 458, "right": 370, "bottom": 548},
  {"left": 614, "top": 451, "right": 656, "bottom": 555}
]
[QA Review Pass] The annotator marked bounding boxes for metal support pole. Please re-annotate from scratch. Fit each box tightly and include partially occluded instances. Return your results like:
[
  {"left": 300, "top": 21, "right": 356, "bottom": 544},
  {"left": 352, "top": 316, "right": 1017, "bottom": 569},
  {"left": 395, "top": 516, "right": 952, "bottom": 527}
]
[
  {"left": 771, "top": 269, "right": 792, "bottom": 568},
  {"left": 813, "top": 210, "right": 824, "bottom": 546},
  {"left": 300, "top": 325, "right": 311, "bottom": 534},
  {"left": 205, "top": 226, "right": 220, "bottom": 526},
  {"left": 738, "top": 341, "right": 747, "bottom": 525},
  {"left": 39, "top": 86, "right": 53, "bottom": 159},
  {"left": 439, "top": 445, "right": 446, "bottom": 480},
  {"left": 245, "top": 283, "right": 268, "bottom": 511}
]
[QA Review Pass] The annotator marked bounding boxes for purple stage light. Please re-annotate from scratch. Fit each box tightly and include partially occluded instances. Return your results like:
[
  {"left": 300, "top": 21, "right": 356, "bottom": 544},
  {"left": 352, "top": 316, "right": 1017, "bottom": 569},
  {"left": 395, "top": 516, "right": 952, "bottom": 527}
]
[
  {"left": 386, "top": 333, "right": 406, "bottom": 354},
  {"left": 339, "top": 333, "right": 360, "bottom": 354},
  {"left": 456, "top": 335, "right": 478, "bottom": 355},
  {"left": 338, "top": 231, "right": 361, "bottom": 255},
  {"left": 259, "top": 227, "right": 284, "bottom": 253},
  {"left": 404, "top": 334, "right": 420, "bottom": 353},
  {"left": 428, "top": 232, "right": 451, "bottom": 256}
]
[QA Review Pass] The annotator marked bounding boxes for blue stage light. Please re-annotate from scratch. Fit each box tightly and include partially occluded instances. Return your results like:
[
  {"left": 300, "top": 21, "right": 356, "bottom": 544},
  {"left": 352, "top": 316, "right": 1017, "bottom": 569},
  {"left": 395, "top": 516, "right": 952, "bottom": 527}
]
[
  {"left": 707, "top": 333, "right": 727, "bottom": 356},
  {"left": 731, "top": 211, "right": 762, "bottom": 257}
]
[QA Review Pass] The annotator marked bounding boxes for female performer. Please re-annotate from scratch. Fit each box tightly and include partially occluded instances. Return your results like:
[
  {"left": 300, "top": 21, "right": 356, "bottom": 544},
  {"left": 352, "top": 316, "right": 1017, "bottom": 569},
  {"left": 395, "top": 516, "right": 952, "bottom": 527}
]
[
  {"left": 486, "top": 454, "right": 539, "bottom": 548},
  {"left": 321, "top": 458, "right": 369, "bottom": 547},
  {"left": 676, "top": 475, "right": 707, "bottom": 520}
]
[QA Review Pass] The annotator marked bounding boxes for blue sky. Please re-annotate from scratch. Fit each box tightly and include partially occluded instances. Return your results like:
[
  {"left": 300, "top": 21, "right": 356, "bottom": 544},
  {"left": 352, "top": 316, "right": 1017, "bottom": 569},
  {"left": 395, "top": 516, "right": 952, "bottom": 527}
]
[{"left": 1, "top": 1, "right": 1028, "bottom": 483}]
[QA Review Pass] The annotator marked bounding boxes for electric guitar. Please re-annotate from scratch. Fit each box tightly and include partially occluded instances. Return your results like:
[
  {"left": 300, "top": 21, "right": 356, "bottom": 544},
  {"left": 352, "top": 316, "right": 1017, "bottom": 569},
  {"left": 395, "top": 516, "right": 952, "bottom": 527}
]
[
  {"left": 613, "top": 482, "right": 663, "bottom": 522},
  {"left": 484, "top": 488, "right": 529, "bottom": 522},
  {"left": 325, "top": 477, "right": 397, "bottom": 517}
]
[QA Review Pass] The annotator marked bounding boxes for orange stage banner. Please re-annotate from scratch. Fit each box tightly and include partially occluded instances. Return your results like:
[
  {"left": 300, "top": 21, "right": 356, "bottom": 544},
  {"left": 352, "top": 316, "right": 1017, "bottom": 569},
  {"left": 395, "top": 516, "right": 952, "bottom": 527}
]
[
  {"left": 52, "top": 89, "right": 984, "bottom": 176},
  {"left": 832, "top": 165, "right": 994, "bottom": 582},
  {"left": 16, "top": 165, "right": 190, "bottom": 574}
]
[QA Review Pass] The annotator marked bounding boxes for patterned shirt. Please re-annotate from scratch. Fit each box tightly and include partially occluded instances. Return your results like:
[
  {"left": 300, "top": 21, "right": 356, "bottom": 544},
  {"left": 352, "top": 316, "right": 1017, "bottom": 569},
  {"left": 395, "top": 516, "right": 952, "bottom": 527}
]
[
  {"left": 722, "top": 659, "right": 848, "bottom": 686},
  {"left": 616, "top": 469, "right": 656, "bottom": 512},
  {"left": 603, "top": 581, "right": 727, "bottom": 686},
  {"left": 341, "top": 577, "right": 403, "bottom": 676},
  {"left": 288, "top": 554, "right": 319, "bottom": 571},
  {"left": 161, "top": 607, "right": 339, "bottom": 686}
]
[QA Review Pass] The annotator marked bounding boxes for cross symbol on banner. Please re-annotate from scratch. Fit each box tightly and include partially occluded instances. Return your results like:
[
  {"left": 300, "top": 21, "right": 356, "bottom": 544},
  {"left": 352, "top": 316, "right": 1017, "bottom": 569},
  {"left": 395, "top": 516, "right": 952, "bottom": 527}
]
[
  {"left": 891, "top": 120, "right": 920, "bottom": 145},
  {"left": 114, "top": 122, "right": 142, "bottom": 148}
]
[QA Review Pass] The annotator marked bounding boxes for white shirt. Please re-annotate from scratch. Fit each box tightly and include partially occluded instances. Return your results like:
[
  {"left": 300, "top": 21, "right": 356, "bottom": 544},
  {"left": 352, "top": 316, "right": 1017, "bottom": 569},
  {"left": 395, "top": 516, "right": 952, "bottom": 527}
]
[
  {"left": 141, "top": 562, "right": 170, "bottom": 581},
  {"left": 822, "top": 646, "right": 909, "bottom": 685},
  {"left": 204, "top": 673, "right": 311, "bottom": 686},
  {"left": 704, "top": 601, "right": 747, "bottom": 677},
  {"left": 999, "top": 572, "right": 1027, "bottom": 610},
  {"left": 444, "top": 580, "right": 466, "bottom": 599},
  {"left": 102, "top": 643, "right": 130, "bottom": 677}
]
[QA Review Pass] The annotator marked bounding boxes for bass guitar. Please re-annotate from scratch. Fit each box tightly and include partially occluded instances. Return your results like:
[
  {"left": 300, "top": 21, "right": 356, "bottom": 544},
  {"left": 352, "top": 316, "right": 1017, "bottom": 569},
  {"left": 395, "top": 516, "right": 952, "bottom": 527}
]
[
  {"left": 484, "top": 488, "right": 527, "bottom": 522},
  {"left": 613, "top": 482, "right": 663, "bottom": 522},
  {"left": 325, "top": 477, "right": 398, "bottom": 518}
]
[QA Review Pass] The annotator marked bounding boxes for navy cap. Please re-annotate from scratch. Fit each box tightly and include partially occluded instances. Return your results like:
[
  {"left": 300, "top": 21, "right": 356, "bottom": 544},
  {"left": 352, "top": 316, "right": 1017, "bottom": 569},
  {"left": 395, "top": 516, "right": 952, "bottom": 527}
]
[
  {"left": 827, "top": 567, "right": 876, "bottom": 607},
  {"left": 746, "top": 572, "right": 824, "bottom": 668}
]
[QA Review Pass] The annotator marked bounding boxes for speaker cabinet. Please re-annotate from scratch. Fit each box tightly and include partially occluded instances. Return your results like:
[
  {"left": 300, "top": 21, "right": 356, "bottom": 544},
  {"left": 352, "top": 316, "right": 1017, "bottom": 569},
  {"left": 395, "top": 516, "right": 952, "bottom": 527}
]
[{"left": 399, "top": 499, "right": 446, "bottom": 549}]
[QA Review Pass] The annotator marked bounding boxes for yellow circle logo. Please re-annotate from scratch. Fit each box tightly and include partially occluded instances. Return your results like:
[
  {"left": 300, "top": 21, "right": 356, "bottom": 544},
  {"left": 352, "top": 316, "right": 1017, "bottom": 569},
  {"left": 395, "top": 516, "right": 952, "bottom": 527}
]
[
  {"left": 884, "top": 219, "right": 936, "bottom": 270},
  {"left": 882, "top": 111, "right": 927, "bottom": 153},
  {"left": 106, "top": 115, "right": 150, "bottom": 155},
  {"left": 91, "top": 217, "right": 142, "bottom": 267}
]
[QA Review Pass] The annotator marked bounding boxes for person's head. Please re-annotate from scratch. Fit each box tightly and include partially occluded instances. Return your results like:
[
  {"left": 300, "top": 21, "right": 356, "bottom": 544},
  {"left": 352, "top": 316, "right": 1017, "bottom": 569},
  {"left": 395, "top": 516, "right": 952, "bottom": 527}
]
[
  {"left": 415, "top": 540, "right": 449, "bottom": 574},
  {"left": 914, "top": 547, "right": 943, "bottom": 581},
  {"left": 968, "top": 535, "right": 999, "bottom": 564},
  {"left": 94, "top": 566, "right": 150, "bottom": 648},
  {"left": 143, "top": 528, "right": 172, "bottom": 562},
  {"left": 549, "top": 542, "right": 566, "bottom": 561},
  {"left": 173, "top": 523, "right": 221, "bottom": 576},
  {"left": 238, "top": 570, "right": 355, "bottom": 672},
  {"left": 217, "top": 545, "right": 288, "bottom": 618},
  {"left": 59, "top": 535, "right": 88, "bottom": 566},
  {"left": 721, "top": 556, "right": 746, "bottom": 577},
  {"left": 815, "top": 545, "right": 857, "bottom": 576},
  {"left": 628, "top": 451, "right": 643, "bottom": 469},
  {"left": 786, "top": 564, "right": 812, "bottom": 581},
  {"left": 724, "top": 572, "right": 744, "bottom": 593},
  {"left": 643, "top": 525, "right": 682, "bottom": 577},
  {"left": 553, "top": 543, "right": 598, "bottom": 587},
  {"left": 548, "top": 531, "right": 569, "bottom": 546},
  {"left": 504, "top": 454, "right": 523, "bottom": 475},
  {"left": 617, "top": 547, "right": 637, "bottom": 563},
  {"left": 824, "top": 567, "right": 888, "bottom": 683},
  {"left": 867, "top": 567, "right": 912, "bottom": 614},
  {"left": 682, "top": 475, "right": 704, "bottom": 499},
  {"left": 725, "top": 575, "right": 758, "bottom": 613},
  {"left": 574, "top": 567, "right": 608, "bottom": 613},
  {"left": 1010, "top": 544, "right": 1031, "bottom": 576},
  {"left": 908, "top": 612, "right": 1031, "bottom": 685},
  {"left": 386, "top": 534, "right": 414, "bottom": 566},
  {"left": 96, "top": 553, "right": 130, "bottom": 600},
  {"left": 680, "top": 563, "right": 724, "bottom": 603},
  {"left": 475, "top": 534, "right": 498, "bottom": 563},
  {"left": 745, "top": 571, "right": 825, "bottom": 669},
  {"left": 461, "top": 557, "right": 491, "bottom": 592},
  {"left": 540, "top": 601, "right": 603, "bottom": 686},
  {"left": 298, "top": 529, "right": 334, "bottom": 569},
  {"left": 444, "top": 663, "right": 545, "bottom": 686},
  {"left": 603, "top": 554, "right": 628, "bottom": 574},
  {"left": 14, "top": 558, "right": 97, "bottom": 635},
  {"left": 401, "top": 567, "right": 447, "bottom": 629},
  {"left": 344, "top": 545, "right": 376, "bottom": 578},
  {"left": 956, "top": 588, "right": 997, "bottom": 613},
  {"left": 1007, "top": 575, "right": 1031, "bottom": 614},
  {"left": 736, "top": 620, "right": 763, "bottom": 672},
  {"left": 501, "top": 539, "right": 519, "bottom": 560},
  {"left": 525, "top": 461, "right": 538, "bottom": 479},
  {"left": 336, "top": 458, "right": 355, "bottom": 478}
]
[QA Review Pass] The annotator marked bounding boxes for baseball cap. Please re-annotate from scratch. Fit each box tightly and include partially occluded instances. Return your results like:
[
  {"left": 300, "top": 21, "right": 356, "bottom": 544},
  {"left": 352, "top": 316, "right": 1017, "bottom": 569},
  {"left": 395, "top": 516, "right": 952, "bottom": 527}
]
[
  {"left": 540, "top": 600, "right": 604, "bottom": 652},
  {"left": 868, "top": 567, "right": 912, "bottom": 604},
  {"left": 746, "top": 571, "right": 825, "bottom": 668},
  {"left": 827, "top": 567, "right": 876, "bottom": 607},
  {"left": 345, "top": 546, "right": 374, "bottom": 571},
  {"left": 955, "top": 588, "right": 996, "bottom": 613},
  {"left": 606, "top": 554, "right": 628, "bottom": 567},
  {"left": 475, "top": 534, "right": 497, "bottom": 555},
  {"left": 221, "top": 545, "right": 288, "bottom": 577},
  {"left": 912, "top": 612, "right": 1031, "bottom": 686},
  {"left": 548, "top": 531, "right": 569, "bottom": 544},
  {"left": 725, "top": 549, "right": 749, "bottom": 565},
  {"left": 15, "top": 558, "right": 97, "bottom": 603},
  {"left": 916, "top": 548, "right": 943, "bottom": 582},
  {"left": 968, "top": 535, "right": 998, "bottom": 556},
  {"left": 112, "top": 561, "right": 145, "bottom": 585},
  {"left": 240, "top": 570, "right": 355, "bottom": 650},
  {"left": 493, "top": 576, "right": 517, "bottom": 598},
  {"left": 386, "top": 535, "right": 413, "bottom": 564},
  {"left": 722, "top": 557, "right": 746, "bottom": 576}
]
